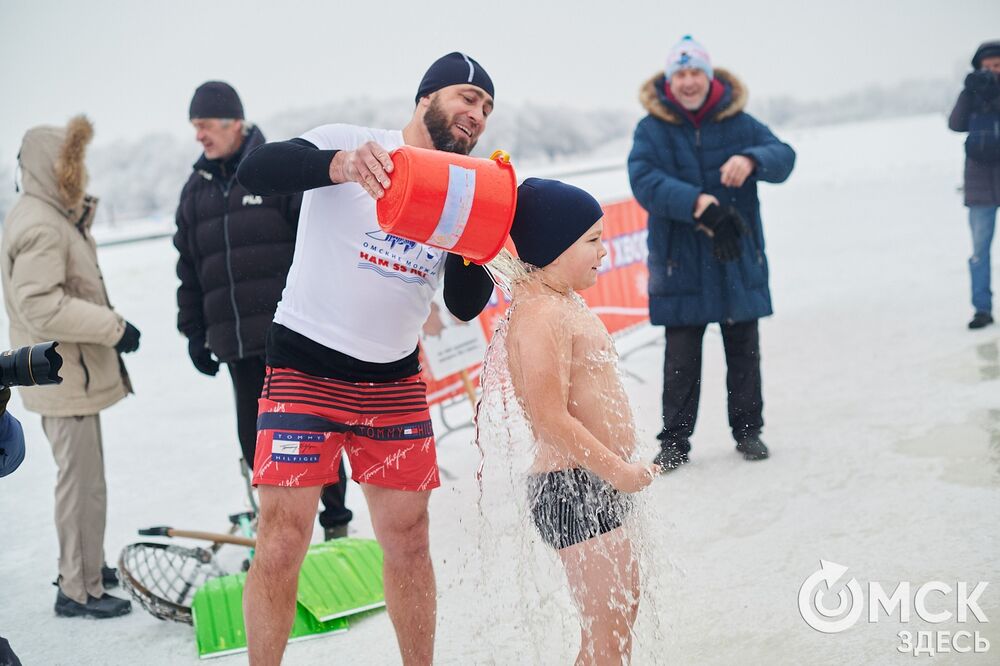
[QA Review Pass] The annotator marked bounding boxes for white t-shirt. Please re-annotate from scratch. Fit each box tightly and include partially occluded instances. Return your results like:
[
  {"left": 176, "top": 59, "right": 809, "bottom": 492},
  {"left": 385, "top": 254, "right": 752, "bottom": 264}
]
[{"left": 273, "top": 124, "right": 444, "bottom": 363}]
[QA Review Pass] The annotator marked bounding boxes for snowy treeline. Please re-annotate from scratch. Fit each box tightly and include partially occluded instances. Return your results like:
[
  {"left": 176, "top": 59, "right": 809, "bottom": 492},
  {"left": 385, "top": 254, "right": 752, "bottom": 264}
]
[
  {"left": 0, "top": 77, "right": 964, "bottom": 224},
  {"left": 265, "top": 97, "right": 640, "bottom": 164},
  {"left": 0, "top": 133, "right": 195, "bottom": 229},
  {"left": 752, "top": 76, "right": 960, "bottom": 128},
  {"left": 0, "top": 100, "right": 638, "bottom": 225}
]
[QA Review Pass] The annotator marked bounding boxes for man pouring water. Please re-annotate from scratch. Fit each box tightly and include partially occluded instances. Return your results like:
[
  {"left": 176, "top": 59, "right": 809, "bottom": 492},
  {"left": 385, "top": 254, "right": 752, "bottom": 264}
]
[{"left": 236, "top": 52, "right": 496, "bottom": 666}]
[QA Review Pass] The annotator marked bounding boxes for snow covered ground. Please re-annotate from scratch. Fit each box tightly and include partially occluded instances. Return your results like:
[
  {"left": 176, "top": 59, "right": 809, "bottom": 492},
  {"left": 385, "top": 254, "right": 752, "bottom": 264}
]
[{"left": 1, "top": 112, "right": 998, "bottom": 664}]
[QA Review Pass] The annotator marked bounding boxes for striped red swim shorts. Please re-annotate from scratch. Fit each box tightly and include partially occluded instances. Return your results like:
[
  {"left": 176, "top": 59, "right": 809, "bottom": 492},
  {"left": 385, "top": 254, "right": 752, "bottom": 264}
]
[{"left": 252, "top": 366, "right": 439, "bottom": 492}]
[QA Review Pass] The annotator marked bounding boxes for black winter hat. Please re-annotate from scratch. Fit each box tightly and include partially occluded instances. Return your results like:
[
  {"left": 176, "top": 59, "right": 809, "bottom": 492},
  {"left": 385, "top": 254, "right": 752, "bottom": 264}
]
[
  {"left": 972, "top": 40, "right": 1000, "bottom": 69},
  {"left": 509, "top": 178, "right": 604, "bottom": 268},
  {"left": 189, "top": 81, "right": 245, "bottom": 120},
  {"left": 415, "top": 52, "right": 494, "bottom": 105}
]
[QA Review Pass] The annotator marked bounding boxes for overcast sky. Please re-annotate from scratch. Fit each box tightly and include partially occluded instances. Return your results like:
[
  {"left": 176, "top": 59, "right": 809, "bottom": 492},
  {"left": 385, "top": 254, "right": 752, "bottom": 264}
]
[{"left": 1, "top": 0, "right": 997, "bottom": 163}]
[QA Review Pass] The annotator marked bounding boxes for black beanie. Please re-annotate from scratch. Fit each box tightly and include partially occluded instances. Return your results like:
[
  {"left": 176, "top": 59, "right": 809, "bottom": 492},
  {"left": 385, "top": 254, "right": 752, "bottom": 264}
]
[
  {"left": 509, "top": 178, "right": 604, "bottom": 268},
  {"left": 972, "top": 40, "right": 1000, "bottom": 69},
  {"left": 189, "top": 81, "right": 245, "bottom": 120},
  {"left": 415, "top": 52, "right": 494, "bottom": 104}
]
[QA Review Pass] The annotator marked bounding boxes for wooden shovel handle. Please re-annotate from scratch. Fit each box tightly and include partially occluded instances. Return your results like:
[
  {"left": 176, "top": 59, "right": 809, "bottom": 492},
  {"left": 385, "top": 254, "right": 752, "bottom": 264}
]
[{"left": 138, "top": 525, "right": 256, "bottom": 548}]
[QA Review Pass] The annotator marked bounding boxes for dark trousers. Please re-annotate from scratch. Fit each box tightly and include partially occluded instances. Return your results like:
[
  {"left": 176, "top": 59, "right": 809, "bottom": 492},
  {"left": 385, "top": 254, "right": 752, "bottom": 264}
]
[
  {"left": 227, "top": 356, "right": 352, "bottom": 528},
  {"left": 659, "top": 320, "right": 764, "bottom": 448}
]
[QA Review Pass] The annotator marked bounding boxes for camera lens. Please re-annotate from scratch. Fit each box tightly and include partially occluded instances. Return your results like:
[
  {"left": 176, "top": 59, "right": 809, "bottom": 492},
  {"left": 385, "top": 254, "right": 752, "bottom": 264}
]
[{"left": 0, "top": 341, "right": 63, "bottom": 387}]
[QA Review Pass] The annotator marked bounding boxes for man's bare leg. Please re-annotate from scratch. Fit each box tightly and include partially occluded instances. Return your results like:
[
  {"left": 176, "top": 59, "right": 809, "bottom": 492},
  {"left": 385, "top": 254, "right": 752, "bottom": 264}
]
[
  {"left": 560, "top": 529, "right": 640, "bottom": 665},
  {"left": 362, "top": 484, "right": 435, "bottom": 666},
  {"left": 244, "top": 485, "right": 322, "bottom": 666}
]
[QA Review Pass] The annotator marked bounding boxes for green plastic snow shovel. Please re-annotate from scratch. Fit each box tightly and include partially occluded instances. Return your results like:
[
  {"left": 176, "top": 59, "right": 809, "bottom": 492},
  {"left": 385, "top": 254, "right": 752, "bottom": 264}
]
[
  {"left": 191, "top": 538, "right": 386, "bottom": 658},
  {"left": 296, "top": 537, "right": 386, "bottom": 621},
  {"left": 191, "top": 573, "right": 348, "bottom": 659}
]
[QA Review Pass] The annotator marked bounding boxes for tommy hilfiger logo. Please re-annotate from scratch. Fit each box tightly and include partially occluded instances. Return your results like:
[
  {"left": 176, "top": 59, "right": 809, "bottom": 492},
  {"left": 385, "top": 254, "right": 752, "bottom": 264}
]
[
  {"left": 242, "top": 195, "right": 263, "bottom": 206},
  {"left": 270, "top": 431, "right": 322, "bottom": 463},
  {"left": 353, "top": 421, "right": 434, "bottom": 441}
]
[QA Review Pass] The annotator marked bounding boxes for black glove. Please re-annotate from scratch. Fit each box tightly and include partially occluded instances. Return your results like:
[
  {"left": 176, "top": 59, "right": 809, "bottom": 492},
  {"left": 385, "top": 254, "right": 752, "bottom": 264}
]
[
  {"left": 188, "top": 335, "right": 220, "bottom": 376},
  {"left": 696, "top": 204, "right": 747, "bottom": 262},
  {"left": 965, "top": 70, "right": 1000, "bottom": 101},
  {"left": 0, "top": 386, "right": 10, "bottom": 417},
  {"left": 115, "top": 321, "right": 141, "bottom": 354}
]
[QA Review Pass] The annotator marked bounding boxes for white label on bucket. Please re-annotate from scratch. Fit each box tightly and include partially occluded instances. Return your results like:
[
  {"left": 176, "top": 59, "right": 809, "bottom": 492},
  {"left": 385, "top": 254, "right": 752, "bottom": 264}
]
[{"left": 428, "top": 165, "right": 476, "bottom": 250}]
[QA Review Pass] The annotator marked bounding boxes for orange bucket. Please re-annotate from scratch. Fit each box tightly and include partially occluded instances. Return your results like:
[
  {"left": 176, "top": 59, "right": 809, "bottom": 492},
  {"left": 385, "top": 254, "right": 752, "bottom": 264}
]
[{"left": 376, "top": 146, "right": 517, "bottom": 265}]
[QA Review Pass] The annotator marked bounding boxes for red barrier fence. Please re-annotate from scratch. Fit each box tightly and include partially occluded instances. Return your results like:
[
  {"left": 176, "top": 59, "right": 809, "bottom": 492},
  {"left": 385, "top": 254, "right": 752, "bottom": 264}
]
[{"left": 422, "top": 197, "right": 650, "bottom": 406}]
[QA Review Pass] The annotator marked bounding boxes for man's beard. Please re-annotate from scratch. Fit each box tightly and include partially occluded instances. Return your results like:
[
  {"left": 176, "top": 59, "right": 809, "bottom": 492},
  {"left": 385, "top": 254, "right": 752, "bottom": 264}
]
[{"left": 423, "top": 99, "right": 476, "bottom": 155}]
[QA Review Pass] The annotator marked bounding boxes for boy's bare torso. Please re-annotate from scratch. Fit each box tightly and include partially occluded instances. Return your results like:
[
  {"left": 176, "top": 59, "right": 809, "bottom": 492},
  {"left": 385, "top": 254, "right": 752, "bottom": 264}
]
[{"left": 506, "top": 284, "right": 637, "bottom": 473}]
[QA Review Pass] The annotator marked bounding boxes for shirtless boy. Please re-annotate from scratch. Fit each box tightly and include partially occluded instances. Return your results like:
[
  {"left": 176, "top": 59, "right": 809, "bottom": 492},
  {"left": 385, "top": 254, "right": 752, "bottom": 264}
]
[{"left": 498, "top": 178, "right": 660, "bottom": 665}]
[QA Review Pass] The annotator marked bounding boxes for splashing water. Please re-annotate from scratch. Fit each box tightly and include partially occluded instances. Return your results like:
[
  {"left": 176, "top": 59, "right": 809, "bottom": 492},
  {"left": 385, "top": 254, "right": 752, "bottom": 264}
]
[
  {"left": 481, "top": 248, "right": 531, "bottom": 300},
  {"left": 441, "top": 250, "right": 674, "bottom": 664}
]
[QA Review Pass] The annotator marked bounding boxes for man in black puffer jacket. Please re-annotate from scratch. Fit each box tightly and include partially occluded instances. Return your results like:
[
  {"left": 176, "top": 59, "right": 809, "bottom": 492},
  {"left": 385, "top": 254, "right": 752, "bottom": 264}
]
[{"left": 175, "top": 81, "right": 352, "bottom": 538}]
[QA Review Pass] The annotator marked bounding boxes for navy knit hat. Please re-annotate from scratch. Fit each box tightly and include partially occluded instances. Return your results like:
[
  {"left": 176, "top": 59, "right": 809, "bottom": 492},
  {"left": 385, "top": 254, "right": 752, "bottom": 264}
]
[
  {"left": 415, "top": 52, "right": 494, "bottom": 104},
  {"left": 509, "top": 178, "right": 604, "bottom": 268},
  {"left": 189, "top": 81, "right": 245, "bottom": 120}
]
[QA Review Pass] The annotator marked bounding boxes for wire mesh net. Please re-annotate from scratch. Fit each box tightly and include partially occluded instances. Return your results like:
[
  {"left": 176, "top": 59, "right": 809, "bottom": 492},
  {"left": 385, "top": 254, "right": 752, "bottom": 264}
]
[{"left": 118, "top": 542, "right": 226, "bottom": 624}]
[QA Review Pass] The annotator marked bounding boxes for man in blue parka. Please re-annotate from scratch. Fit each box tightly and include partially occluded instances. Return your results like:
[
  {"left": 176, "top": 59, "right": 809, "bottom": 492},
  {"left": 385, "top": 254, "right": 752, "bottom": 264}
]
[{"left": 628, "top": 36, "right": 795, "bottom": 469}]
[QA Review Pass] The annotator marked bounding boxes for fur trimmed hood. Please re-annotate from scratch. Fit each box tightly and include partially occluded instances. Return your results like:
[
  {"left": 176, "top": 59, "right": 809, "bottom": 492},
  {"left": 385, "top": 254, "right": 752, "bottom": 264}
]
[
  {"left": 638, "top": 67, "right": 748, "bottom": 125},
  {"left": 17, "top": 115, "right": 94, "bottom": 219}
]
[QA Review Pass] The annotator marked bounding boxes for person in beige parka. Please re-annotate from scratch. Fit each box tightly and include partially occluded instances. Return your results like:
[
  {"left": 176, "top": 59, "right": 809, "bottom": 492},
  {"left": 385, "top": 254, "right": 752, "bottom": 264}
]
[{"left": 1, "top": 115, "right": 140, "bottom": 619}]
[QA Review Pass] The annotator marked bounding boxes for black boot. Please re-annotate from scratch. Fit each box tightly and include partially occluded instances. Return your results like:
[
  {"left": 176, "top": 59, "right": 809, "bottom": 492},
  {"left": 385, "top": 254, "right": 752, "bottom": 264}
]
[
  {"left": 653, "top": 440, "right": 690, "bottom": 470},
  {"left": 736, "top": 434, "right": 769, "bottom": 461},
  {"left": 969, "top": 312, "right": 994, "bottom": 329},
  {"left": 54, "top": 565, "right": 119, "bottom": 591},
  {"left": 54, "top": 590, "right": 132, "bottom": 619}
]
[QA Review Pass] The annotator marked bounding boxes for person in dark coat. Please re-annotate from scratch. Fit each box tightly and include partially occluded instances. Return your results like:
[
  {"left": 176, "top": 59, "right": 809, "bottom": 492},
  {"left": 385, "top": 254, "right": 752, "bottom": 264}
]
[
  {"left": 949, "top": 40, "right": 1000, "bottom": 330},
  {"left": 175, "top": 81, "right": 352, "bottom": 538},
  {"left": 628, "top": 36, "right": 795, "bottom": 469}
]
